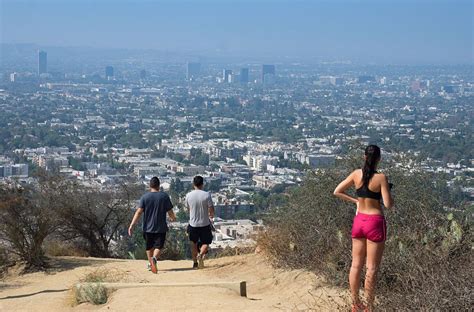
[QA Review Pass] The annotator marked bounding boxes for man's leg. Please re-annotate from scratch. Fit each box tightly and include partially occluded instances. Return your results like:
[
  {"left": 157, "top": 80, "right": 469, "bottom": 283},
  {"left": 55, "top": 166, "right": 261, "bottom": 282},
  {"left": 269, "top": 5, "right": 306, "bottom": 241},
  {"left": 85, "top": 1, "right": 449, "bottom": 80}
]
[
  {"left": 191, "top": 242, "right": 198, "bottom": 260},
  {"left": 199, "top": 244, "right": 209, "bottom": 256},
  {"left": 146, "top": 249, "right": 153, "bottom": 264},
  {"left": 153, "top": 248, "right": 161, "bottom": 259},
  {"left": 197, "top": 226, "right": 213, "bottom": 269},
  {"left": 146, "top": 248, "right": 157, "bottom": 273},
  {"left": 191, "top": 242, "right": 199, "bottom": 269}
]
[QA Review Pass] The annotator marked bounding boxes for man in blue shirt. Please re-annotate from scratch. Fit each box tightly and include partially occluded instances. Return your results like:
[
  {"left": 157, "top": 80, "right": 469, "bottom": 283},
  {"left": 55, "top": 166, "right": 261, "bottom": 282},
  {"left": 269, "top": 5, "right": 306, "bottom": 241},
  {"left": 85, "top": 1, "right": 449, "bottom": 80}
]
[{"left": 129, "top": 177, "right": 176, "bottom": 274}]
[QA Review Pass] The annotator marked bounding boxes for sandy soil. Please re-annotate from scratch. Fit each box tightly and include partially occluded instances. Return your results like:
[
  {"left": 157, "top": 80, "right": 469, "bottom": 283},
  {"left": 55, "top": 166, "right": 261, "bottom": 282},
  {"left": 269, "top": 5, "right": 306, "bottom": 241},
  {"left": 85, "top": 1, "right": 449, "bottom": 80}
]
[{"left": 0, "top": 254, "right": 345, "bottom": 311}]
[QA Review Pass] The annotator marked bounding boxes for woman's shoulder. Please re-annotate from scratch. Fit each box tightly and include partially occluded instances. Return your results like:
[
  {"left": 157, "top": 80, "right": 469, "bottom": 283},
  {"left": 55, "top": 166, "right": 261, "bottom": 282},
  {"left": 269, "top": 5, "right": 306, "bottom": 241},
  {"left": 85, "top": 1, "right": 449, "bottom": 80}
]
[
  {"left": 373, "top": 172, "right": 387, "bottom": 180},
  {"left": 350, "top": 169, "right": 362, "bottom": 181},
  {"left": 352, "top": 169, "right": 362, "bottom": 176}
]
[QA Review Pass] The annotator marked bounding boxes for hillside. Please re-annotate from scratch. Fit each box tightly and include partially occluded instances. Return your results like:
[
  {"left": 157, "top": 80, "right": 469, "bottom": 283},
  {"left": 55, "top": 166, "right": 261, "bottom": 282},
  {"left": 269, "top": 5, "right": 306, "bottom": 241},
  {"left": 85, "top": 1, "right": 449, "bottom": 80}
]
[{"left": 0, "top": 254, "right": 344, "bottom": 311}]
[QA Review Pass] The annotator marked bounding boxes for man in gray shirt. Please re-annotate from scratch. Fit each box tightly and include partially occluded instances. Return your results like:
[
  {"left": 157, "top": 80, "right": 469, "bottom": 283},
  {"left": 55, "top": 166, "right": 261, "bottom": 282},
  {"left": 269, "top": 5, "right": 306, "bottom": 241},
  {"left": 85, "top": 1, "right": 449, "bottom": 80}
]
[{"left": 185, "top": 175, "right": 215, "bottom": 269}]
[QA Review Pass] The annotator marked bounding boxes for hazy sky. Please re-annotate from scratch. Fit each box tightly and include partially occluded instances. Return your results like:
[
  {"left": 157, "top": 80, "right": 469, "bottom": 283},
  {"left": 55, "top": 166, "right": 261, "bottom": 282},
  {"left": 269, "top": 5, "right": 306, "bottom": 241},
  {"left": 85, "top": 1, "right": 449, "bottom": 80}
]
[{"left": 1, "top": 0, "right": 473, "bottom": 64}]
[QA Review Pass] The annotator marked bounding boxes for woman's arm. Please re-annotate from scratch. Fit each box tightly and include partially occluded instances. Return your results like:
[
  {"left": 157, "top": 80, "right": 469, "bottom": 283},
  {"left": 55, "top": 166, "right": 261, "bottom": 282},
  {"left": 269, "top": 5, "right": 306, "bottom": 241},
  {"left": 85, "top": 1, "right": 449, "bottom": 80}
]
[
  {"left": 380, "top": 174, "right": 394, "bottom": 209},
  {"left": 333, "top": 171, "right": 358, "bottom": 204}
]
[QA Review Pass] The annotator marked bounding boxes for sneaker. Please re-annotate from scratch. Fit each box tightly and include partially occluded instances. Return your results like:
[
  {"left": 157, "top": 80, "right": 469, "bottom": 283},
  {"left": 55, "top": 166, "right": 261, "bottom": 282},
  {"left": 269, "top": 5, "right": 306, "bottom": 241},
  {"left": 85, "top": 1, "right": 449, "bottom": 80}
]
[
  {"left": 197, "top": 253, "right": 204, "bottom": 269},
  {"left": 150, "top": 256, "right": 158, "bottom": 274},
  {"left": 147, "top": 263, "right": 151, "bottom": 271},
  {"left": 192, "top": 261, "right": 198, "bottom": 269}
]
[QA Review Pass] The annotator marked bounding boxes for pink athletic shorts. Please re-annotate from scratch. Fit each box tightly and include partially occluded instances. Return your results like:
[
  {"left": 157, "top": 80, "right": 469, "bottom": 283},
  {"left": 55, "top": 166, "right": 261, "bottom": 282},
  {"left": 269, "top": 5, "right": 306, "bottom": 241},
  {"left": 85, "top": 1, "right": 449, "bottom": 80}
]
[{"left": 351, "top": 213, "right": 387, "bottom": 242}]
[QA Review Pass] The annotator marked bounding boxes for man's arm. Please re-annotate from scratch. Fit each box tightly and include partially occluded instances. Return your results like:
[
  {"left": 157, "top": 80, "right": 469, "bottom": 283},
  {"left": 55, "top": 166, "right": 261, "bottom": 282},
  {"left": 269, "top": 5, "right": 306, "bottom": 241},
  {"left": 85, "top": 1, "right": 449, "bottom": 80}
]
[
  {"left": 128, "top": 207, "right": 144, "bottom": 236},
  {"left": 166, "top": 194, "right": 176, "bottom": 222},
  {"left": 208, "top": 193, "right": 215, "bottom": 219},
  {"left": 209, "top": 205, "right": 215, "bottom": 220},
  {"left": 167, "top": 209, "right": 176, "bottom": 222}
]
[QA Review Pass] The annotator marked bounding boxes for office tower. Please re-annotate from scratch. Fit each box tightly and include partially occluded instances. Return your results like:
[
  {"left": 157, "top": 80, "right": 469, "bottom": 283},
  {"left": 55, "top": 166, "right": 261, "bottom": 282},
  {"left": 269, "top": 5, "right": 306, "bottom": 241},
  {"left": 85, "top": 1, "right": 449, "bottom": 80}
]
[
  {"left": 38, "top": 50, "right": 47, "bottom": 75},
  {"left": 186, "top": 62, "right": 201, "bottom": 80},
  {"left": 223, "top": 69, "right": 233, "bottom": 83},
  {"left": 442, "top": 85, "right": 456, "bottom": 94},
  {"left": 240, "top": 68, "right": 249, "bottom": 84},
  {"left": 140, "top": 69, "right": 147, "bottom": 80},
  {"left": 357, "top": 75, "right": 375, "bottom": 83},
  {"left": 262, "top": 64, "right": 275, "bottom": 83},
  {"left": 105, "top": 66, "right": 114, "bottom": 80},
  {"left": 10, "top": 72, "right": 17, "bottom": 82},
  {"left": 330, "top": 77, "right": 344, "bottom": 86},
  {"left": 411, "top": 80, "right": 422, "bottom": 92}
]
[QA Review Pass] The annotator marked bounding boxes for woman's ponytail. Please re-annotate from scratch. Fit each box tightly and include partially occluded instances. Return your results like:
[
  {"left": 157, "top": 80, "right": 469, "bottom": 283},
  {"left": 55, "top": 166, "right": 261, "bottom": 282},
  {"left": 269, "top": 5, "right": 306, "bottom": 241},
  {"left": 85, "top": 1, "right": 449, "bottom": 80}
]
[{"left": 362, "top": 145, "right": 381, "bottom": 186}]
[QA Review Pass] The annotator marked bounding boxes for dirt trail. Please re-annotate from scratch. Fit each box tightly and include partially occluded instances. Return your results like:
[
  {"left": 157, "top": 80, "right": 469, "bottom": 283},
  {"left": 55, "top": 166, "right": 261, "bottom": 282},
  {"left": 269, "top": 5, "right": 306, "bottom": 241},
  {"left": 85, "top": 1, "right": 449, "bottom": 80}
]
[{"left": 0, "top": 254, "right": 345, "bottom": 311}]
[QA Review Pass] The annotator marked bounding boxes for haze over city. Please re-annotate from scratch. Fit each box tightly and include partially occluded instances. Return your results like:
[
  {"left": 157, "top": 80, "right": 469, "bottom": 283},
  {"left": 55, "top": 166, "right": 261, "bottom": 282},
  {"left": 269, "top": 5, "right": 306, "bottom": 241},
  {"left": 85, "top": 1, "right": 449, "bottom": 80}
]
[{"left": 1, "top": 0, "right": 473, "bottom": 64}]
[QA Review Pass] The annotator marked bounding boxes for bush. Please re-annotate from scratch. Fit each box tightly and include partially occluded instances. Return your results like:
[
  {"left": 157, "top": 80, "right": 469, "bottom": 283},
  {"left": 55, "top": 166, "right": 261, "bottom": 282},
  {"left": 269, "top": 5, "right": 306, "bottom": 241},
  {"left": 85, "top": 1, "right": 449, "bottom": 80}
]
[
  {"left": 54, "top": 181, "right": 142, "bottom": 258},
  {"left": 71, "top": 268, "right": 127, "bottom": 306},
  {"left": 0, "top": 179, "right": 61, "bottom": 270},
  {"left": 259, "top": 166, "right": 473, "bottom": 310},
  {"left": 73, "top": 283, "right": 108, "bottom": 305},
  {"left": 0, "top": 246, "right": 10, "bottom": 276}
]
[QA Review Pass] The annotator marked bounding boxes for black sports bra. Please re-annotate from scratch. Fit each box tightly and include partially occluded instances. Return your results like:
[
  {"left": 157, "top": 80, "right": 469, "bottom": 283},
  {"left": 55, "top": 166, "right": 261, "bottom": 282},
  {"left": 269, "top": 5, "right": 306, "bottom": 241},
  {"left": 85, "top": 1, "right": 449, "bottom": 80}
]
[{"left": 356, "top": 184, "right": 382, "bottom": 200}]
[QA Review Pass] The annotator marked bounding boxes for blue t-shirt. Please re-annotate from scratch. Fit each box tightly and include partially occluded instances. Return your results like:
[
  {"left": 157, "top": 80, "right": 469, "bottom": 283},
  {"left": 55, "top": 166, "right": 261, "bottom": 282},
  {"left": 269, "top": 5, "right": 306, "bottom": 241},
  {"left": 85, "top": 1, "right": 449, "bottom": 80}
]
[{"left": 138, "top": 191, "right": 173, "bottom": 233}]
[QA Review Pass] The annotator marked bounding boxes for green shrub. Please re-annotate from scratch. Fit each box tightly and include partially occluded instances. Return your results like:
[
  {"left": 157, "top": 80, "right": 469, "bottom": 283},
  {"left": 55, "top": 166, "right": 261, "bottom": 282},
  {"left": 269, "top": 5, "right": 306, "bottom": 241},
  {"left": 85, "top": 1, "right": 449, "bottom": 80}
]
[
  {"left": 71, "top": 268, "right": 126, "bottom": 306},
  {"left": 73, "top": 283, "right": 108, "bottom": 305}
]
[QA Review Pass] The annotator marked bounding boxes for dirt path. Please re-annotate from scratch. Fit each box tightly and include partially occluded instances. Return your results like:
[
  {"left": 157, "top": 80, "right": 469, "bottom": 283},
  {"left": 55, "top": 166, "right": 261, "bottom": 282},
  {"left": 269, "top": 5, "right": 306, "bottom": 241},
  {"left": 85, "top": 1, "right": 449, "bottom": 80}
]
[{"left": 0, "top": 254, "right": 345, "bottom": 311}]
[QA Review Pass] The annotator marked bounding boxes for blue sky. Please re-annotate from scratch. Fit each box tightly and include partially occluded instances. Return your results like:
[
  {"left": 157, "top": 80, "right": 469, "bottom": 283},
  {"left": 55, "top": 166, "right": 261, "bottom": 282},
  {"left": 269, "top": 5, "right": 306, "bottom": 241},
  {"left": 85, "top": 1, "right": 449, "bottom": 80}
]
[{"left": 1, "top": 0, "right": 472, "bottom": 64}]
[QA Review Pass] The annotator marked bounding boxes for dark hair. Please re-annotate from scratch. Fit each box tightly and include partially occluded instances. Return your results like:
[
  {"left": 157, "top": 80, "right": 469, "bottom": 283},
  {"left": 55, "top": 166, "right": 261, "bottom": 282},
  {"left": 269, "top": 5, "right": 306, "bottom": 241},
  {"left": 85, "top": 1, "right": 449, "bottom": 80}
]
[
  {"left": 362, "top": 145, "right": 381, "bottom": 186},
  {"left": 150, "top": 177, "right": 160, "bottom": 190},
  {"left": 193, "top": 175, "right": 204, "bottom": 187}
]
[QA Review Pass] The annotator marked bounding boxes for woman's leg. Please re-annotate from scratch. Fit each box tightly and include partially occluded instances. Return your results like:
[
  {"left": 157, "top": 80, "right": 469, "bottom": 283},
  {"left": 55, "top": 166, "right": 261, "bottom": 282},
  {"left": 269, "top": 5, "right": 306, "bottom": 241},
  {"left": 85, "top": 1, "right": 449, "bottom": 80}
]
[
  {"left": 350, "top": 238, "right": 367, "bottom": 306},
  {"left": 365, "top": 240, "right": 385, "bottom": 311}
]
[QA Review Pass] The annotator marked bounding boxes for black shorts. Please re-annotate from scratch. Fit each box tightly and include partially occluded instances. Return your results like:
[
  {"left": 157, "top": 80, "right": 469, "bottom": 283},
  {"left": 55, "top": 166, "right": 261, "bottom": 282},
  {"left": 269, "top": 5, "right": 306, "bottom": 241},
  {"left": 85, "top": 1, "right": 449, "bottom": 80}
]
[
  {"left": 188, "top": 224, "right": 213, "bottom": 245},
  {"left": 143, "top": 232, "right": 166, "bottom": 250}
]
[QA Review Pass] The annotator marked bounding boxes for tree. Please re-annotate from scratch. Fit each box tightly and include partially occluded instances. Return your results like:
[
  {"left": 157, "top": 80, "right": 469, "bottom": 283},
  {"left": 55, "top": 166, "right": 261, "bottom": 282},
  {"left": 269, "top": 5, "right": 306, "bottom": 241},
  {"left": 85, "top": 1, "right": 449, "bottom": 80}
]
[
  {"left": 0, "top": 177, "right": 63, "bottom": 269},
  {"left": 55, "top": 181, "right": 141, "bottom": 258},
  {"left": 176, "top": 208, "right": 189, "bottom": 223}
]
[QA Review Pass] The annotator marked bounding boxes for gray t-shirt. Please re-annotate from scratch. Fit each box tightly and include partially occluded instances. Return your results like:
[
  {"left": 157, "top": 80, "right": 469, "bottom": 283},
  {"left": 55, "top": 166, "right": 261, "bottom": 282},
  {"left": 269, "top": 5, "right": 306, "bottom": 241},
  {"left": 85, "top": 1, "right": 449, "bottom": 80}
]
[
  {"left": 138, "top": 191, "right": 173, "bottom": 233},
  {"left": 185, "top": 190, "right": 214, "bottom": 227}
]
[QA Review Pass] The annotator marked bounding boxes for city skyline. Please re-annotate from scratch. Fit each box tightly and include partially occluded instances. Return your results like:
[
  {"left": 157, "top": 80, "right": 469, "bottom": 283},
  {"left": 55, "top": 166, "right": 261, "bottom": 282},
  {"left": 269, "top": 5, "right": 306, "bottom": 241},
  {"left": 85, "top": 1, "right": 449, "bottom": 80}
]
[{"left": 1, "top": 0, "right": 472, "bottom": 65}]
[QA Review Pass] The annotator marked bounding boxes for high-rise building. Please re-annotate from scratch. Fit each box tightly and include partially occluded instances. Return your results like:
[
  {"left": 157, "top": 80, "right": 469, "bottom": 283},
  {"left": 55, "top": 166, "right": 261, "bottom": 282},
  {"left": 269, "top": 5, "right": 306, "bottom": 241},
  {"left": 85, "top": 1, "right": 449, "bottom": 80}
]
[
  {"left": 38, "top": 50, "right": 47, "bottom": 75},
  {"left": 240, "top": 68, "right": 249, "bottom": 84},
  {"left": 186, "top": 62, "right": 201, "bottom": 80},
  {"left": 223, "top": 69, "right": 233, "bottom": 83},
  {"left": 357, "top": 75, "right": 375, "bottom": 83},
  {"left": 330, "top": 77, "right": 344, "bottom": 86},
  {"left": 140, "top": 69, "right": 147, "bottom": 80},
  {"left": 262, "top": 64, "right": 275, "bottom": 84},
  {"left": 105, "top": 66, "right": 114, "bottom": 80},
  {"left": 10, "top": 72, "right": 17, "bottom": 82}
]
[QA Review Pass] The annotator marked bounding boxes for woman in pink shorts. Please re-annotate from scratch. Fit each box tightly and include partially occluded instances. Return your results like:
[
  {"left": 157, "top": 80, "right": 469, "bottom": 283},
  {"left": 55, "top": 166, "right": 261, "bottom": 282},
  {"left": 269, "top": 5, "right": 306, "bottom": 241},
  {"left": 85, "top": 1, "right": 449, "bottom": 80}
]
[{"left": 334, "top": 145, "right": 393, "bottom": 311}]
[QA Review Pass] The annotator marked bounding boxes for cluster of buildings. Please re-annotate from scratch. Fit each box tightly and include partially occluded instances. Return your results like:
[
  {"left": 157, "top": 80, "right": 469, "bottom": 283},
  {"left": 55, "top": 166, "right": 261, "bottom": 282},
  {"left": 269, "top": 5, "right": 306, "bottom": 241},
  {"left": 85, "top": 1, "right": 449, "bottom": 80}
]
[{"left": 1, "top": 48, "right": 472, "bottom": 253}]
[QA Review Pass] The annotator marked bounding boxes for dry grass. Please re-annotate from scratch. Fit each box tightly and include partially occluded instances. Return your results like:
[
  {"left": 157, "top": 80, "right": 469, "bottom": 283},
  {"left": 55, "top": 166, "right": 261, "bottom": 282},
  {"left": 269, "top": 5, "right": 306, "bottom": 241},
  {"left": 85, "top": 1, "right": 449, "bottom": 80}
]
[
  {"left": 70, "top": 267, "right": 129, "bottom": 306},
  {"left": 209, "top": 246, "right": 256, "bottom": 259},
  {"left": 44, "top": 240, "right": 89, "bottom": 257}
]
